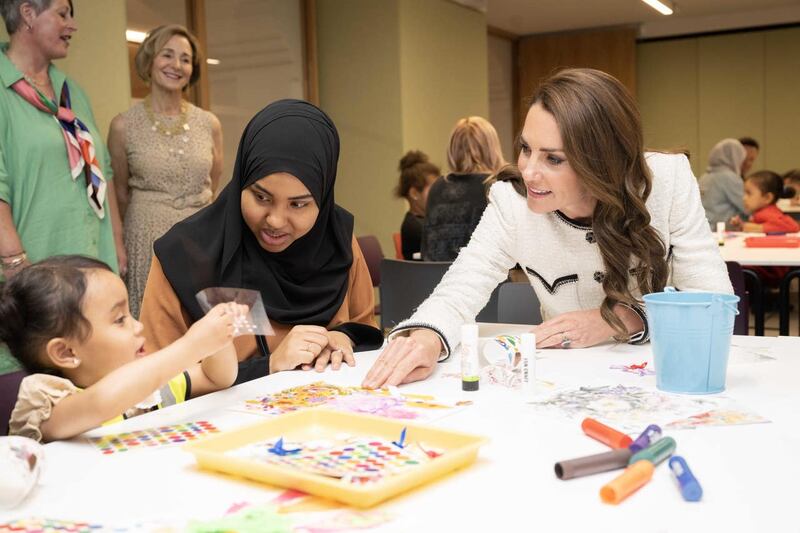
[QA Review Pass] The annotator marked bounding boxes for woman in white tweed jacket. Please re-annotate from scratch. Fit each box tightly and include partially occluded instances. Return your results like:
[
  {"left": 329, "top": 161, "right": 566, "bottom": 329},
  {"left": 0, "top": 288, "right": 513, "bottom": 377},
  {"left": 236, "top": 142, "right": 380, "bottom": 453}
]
[{"left": 363, "top": 68, "right": 732, "bottom": 388}]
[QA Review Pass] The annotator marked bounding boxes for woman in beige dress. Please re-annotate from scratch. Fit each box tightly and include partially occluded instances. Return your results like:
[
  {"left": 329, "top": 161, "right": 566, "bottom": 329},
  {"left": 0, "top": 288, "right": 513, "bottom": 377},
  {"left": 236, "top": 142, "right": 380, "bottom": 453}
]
[{"left": 108, "top": 25, "right": 222, "bottom": 317}]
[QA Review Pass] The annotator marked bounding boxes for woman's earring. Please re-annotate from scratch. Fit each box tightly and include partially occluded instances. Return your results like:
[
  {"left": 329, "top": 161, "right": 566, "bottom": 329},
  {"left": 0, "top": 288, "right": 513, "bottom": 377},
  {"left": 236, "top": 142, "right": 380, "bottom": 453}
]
[{"left": 72, "top": 357, "right": 80, "bottom": 367}]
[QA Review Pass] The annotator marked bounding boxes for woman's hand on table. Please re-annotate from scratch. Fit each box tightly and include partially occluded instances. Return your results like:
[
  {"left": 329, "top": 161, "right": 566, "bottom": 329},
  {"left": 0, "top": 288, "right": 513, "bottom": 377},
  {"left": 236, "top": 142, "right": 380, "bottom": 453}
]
[
  {"left": 269, "top": 325, "right": 330, "bottom": 373},
  {"left": 303, "top": 330, "right": 355, "bottom": 372},
  {"left": 362, "top": 329, "right": 441, "bottom": 388},
  {"left": 533, "top": 305, "right": 642, "bottom": 349}
]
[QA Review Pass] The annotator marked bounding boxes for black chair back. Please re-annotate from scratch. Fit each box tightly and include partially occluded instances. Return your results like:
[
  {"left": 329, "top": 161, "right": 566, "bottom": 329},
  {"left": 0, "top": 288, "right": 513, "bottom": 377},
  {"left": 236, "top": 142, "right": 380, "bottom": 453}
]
[
  {"left": 0, "top": 370, "right": 26, "bottom": 436},
  {"left": 379, "top": 258, "right": 501, "bottom": 331},
  {"left": 725, "top": 261, "right": 750, "bottom": 335},
  {"left": 497, "top": 282, "right": 542, "bottom": 325}
]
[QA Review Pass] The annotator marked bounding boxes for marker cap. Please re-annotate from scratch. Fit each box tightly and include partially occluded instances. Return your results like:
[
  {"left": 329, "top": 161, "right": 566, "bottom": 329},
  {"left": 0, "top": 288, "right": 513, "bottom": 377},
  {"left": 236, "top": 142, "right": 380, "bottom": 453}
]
[
  {"left": 669, "top": 455, "right": 703, "bottom": 502},
  {"left": 581, "top": 418, "right": 633, "bottom": 449},
  {"left": 600, "top": 460, "right": 655, "bottom": 505},
  {"left": 555, "top": 448, "right": 632, "bottom": 480},
  {"left": 629, "top": 436, "right": 676, "bottom": 466}
]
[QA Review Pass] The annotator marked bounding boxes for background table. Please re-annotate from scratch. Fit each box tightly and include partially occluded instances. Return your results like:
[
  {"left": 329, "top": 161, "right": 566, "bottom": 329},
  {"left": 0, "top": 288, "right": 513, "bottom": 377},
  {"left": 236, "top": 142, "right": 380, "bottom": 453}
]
[
  {"left": 1, "top": 335, "right": 798, "bottom": 532},
  {"left": 718, "top": 232, "right": 800, "bottom": 335}
]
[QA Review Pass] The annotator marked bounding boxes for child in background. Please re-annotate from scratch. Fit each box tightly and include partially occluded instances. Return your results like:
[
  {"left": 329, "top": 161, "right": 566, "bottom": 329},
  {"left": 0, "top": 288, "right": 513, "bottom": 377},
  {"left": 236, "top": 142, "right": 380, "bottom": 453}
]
[
  {"left": 394, "top": 151, "right": 440, "bottom": 260},
  {"left": 0, "top": 256, "right": 245, "bottom": 442},
  {"left": 783, "top": 169, "right": 800, "bottom": 206},
  {"left": 730, "top": 170, "right": 799, "bottom": 233},
  {"left": 730, "top": 171, "right": 799, "bottom": 289}
]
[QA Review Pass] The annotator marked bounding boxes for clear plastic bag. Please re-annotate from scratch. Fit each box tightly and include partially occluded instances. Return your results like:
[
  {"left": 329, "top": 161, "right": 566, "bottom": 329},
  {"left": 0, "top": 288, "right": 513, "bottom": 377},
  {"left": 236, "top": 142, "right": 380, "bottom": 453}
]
[
  {"left": 0, "top": 436, "right": 44, "bottom": 509},
  {"left": 195, "top": 287, "right": 275, "bottom": 337}
]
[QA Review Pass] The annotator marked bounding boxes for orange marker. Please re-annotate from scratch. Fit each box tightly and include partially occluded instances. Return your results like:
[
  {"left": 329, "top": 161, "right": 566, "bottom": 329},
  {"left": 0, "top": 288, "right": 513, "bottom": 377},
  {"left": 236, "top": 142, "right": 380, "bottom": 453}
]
[
  {"left": 600, "top": 460, "right": 654, "bottom": 504},
  {"left": 581, "top": 418, "right": 633, "bottom": 449}
]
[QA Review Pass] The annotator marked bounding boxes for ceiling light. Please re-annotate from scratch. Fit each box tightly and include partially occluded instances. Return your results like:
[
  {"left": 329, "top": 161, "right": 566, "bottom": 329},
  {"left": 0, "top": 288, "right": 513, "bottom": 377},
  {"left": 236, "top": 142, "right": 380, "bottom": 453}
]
[
  {"left": 206, "top": 58, "right": 221, "bottom": 65},
  {"left": 641, "top": 0, "right": 674, "bottom": 15},
  {"left": 126, "top": 30, "right": 147, "bottom": 43}
]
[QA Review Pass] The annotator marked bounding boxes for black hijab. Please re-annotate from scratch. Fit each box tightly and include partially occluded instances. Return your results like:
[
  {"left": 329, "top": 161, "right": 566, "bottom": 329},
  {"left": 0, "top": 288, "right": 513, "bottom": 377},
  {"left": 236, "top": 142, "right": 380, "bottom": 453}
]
[{"left": 154, "top": 99, "right": 354, "bottom": 326}]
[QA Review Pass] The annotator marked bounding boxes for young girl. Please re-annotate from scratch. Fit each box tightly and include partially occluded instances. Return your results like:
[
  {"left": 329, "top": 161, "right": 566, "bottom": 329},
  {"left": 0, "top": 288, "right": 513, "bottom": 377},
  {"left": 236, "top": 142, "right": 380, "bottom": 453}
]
[
  {"left": 730, "top": 171, "right": 799, "bottom": 289},
  {"left": 394, "top": 150, "right": 440, "bottom": 260},
  {"left": 730, "top": 170, "right": 799, "bottom": 233},
  {"left": 0, "top": 255, "right": 245, "bottom": 442}
]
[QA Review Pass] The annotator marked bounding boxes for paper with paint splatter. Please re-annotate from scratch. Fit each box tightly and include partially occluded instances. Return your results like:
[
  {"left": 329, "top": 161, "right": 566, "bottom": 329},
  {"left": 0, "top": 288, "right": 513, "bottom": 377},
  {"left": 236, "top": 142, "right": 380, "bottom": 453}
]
[
  {"left": 528, "top": 385, "right": 768, "bottom": 433},
  {"left": 664, "top": 409, "right": 770, "bottom": 429},
  {"left": 233, "top": 382, "right": 468, "bottom": 422}
]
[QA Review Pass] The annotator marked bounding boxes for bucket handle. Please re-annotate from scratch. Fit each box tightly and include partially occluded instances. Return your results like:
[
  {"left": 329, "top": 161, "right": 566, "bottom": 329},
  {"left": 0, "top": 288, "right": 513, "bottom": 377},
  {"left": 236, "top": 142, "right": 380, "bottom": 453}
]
[
  {"left": 663, "top": 287, "right": 739, "bottom": 315},
  {"left": 713, "top": 295, "right": 740, "bottom": 316}
]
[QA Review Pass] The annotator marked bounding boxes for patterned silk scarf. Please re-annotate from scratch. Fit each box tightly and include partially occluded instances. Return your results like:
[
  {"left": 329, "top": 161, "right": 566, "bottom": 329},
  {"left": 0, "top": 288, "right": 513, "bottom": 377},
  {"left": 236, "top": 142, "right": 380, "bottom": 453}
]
[{"left": 11, "top": 78, "right": 106, "bottom": 218}]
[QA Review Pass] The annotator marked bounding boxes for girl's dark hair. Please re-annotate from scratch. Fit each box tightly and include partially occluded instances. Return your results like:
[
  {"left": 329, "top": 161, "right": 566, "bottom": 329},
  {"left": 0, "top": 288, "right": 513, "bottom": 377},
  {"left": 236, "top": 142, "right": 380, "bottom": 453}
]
[
  {"left": 524, "top": 68, "right": 669, "bottom": 340},
  {"left": 783, "top": 169, "right": 800, "bottom": 185},
  {"left": 747, "top": 170, "right": 794, "bottom": 204},
  {"left": 394, "top": 150, "right": 440, "bottom": 199},
  {"left": 0, "top": 255, "right": 111, "bottom": 374}
]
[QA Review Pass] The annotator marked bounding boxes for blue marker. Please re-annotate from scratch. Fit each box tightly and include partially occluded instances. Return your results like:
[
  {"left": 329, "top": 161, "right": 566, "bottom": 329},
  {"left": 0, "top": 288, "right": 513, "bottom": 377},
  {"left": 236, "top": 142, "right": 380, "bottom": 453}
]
[
  {"left": 629, "top": 424, "right": 662, "bottom": 452},
  {"left": 669, "top": 455, "right": 703, "bottom": 502}
]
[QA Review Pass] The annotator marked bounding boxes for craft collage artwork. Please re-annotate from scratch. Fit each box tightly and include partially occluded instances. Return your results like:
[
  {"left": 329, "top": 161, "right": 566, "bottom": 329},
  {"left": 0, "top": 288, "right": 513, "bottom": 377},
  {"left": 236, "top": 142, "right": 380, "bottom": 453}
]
[{"left": 234, "top": 382, "right": 470, "bottom": 421}]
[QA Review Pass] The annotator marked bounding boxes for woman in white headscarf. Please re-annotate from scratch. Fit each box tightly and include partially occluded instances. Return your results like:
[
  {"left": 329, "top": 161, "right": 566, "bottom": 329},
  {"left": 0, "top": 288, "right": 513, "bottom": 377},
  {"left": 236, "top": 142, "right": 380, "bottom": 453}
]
[{"left": 698, "top": 139, "right": 747, "bottom": 229}]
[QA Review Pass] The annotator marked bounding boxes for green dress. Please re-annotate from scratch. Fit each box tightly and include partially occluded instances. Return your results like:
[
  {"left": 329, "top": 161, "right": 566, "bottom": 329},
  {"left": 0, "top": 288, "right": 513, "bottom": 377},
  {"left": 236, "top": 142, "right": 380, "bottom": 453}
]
[{"left": 0, "top": 43, "right": 117, "bottom": 373}]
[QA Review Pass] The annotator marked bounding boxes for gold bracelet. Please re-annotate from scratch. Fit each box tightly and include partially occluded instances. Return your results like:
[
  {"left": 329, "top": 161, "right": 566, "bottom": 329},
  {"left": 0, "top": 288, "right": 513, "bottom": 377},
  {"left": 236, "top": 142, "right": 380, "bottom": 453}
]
[
  {"left": 0, "top": 250, "right": 25, "bottom": 260},
  {"left": 0, "top": 252, "right": 27, "bottom": 269}
]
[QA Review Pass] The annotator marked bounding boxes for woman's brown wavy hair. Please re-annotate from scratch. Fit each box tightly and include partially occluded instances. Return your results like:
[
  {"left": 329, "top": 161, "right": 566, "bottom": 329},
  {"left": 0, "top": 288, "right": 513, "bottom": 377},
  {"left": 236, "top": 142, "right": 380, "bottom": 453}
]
[{"left": 508, "top": 68, "right": 668, "bottom": 339}]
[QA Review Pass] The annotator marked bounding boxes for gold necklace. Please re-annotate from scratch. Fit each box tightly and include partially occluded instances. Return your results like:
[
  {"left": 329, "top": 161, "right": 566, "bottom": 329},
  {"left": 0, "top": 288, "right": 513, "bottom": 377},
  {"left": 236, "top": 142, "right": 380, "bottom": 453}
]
[
  {"left": 143, "top": 96, "right": 190, "bottom": 137},
  {"left": 24, "top": 74, "right": 51, "bottom": 90}
]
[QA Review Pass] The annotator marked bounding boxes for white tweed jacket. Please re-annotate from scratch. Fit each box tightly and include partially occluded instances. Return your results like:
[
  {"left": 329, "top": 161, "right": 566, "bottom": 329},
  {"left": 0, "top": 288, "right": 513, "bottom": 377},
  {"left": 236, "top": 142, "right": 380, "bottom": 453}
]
[{"left": 391, "top": 152, "right": 733, "bottom": 358}]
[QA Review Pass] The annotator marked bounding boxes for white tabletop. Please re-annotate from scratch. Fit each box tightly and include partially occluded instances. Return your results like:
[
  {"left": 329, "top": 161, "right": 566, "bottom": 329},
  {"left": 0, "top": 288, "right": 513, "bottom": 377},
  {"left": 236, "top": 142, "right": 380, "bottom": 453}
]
[
  {"left": 2, "top": 335, "right": 798, "bottom": 532},
  {"left": 718, "top": 232, "right": 800, "bottom": 266},
  {"left": 777, "top": 199, "right": 800, "bottom": 214}
]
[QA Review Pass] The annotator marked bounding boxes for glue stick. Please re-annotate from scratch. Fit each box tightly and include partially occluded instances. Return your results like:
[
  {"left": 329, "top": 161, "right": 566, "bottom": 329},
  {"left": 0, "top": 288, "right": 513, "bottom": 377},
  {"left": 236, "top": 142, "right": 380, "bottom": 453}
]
[
  {"left": 717, "top": 221, "right": 725, "bottom": 246},
  {"left": 461, "top": 324, "right": 479, "bottom": 391},
  {"left": 520, "top": 333, "right": 536, "bottom": 400}
]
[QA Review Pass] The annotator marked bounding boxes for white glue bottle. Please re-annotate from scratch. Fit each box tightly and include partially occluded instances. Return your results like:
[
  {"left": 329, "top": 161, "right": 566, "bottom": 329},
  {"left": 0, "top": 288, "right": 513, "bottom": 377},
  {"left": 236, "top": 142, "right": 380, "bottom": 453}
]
[
  {"left": 520, "top": 333, "right": 536, "bottom": 400},
  {"left": 461, "top": 324, "right": 480, "bottom": 391},
  {"left": 716, "top": 221, "right": 726, "bottom": 246}
]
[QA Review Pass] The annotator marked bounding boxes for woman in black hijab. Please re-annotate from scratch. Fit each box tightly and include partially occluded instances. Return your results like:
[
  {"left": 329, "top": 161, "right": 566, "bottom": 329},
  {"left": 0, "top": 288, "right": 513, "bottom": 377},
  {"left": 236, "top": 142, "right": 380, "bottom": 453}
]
[{"left": 139, "top": 100, "right": 382, "bottom": 384}]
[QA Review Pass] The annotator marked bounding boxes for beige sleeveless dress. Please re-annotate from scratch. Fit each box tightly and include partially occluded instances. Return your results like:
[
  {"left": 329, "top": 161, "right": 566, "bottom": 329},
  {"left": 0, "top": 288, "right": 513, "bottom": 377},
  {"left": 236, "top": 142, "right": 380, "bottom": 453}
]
[{"left": 122, "top": 102, "right": 215, "bottom": 318}]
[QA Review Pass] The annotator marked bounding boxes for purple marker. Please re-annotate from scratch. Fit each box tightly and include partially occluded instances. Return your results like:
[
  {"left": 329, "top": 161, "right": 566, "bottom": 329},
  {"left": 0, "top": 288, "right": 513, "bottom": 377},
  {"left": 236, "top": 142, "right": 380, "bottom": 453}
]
[{"left": 629, "top": 424, "right": 662, "bottom": 453}]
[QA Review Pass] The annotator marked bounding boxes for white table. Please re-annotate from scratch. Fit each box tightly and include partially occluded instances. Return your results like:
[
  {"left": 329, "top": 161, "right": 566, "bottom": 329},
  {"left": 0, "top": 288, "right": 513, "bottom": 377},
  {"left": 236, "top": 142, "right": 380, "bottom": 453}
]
[
  {"left": 718, "top": 232, "right": 800, "bottom": 267},
  {"left": 777, "top": 199, "right": 800, "bottom": 215},
  {"left": 2, "top": 336, "right": 798, "bottom": 532}
]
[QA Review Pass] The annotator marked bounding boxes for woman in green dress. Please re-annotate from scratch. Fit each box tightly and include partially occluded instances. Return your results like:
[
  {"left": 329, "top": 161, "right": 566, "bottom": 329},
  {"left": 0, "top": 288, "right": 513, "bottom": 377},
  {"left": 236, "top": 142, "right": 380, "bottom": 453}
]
[{"left": 0, "top": 0, "right": 124, "bottom": 372}]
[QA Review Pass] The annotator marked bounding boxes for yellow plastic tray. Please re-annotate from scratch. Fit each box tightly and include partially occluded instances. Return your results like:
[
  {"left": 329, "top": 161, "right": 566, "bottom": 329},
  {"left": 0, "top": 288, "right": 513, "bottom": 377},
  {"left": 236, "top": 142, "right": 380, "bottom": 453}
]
[{"left": 184, "top": 408, "right": 488, "bottom": 508}]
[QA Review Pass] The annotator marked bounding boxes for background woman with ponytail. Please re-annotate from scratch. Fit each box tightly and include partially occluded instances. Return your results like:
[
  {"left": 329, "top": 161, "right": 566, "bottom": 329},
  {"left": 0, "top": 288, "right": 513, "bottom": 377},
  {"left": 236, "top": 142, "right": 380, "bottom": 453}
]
[{"left": 363, "top": 68, "right": 732, "bottom": 388}]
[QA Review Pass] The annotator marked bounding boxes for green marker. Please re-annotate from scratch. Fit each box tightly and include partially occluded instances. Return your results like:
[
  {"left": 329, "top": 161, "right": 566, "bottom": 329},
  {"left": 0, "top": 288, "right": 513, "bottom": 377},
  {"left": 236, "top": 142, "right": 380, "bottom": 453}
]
[{"left": 628, "top": 436, "right": 676, "bottom": 466}]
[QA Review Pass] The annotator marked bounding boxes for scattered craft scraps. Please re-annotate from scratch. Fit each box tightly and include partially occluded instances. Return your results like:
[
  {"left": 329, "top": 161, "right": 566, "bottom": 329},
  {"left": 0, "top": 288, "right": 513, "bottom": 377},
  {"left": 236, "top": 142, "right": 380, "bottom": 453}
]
[
  {"left": 665, "top": 409, "right": 770, "bottom": 430},
  {"left": 236, "top": 382, "right": 461, "bottom": 421},
  {"left": 529, "top": 385, "right": 768, "bottom": 433},
  {"left": 0, "top": 518, "right": 103, "bottom": 533},
  {"left": 609, "top": 362, "right": 656, "bottom": 376},
  {"left": 186, "top": 506, "right": 292, "bottom": 533},
  {"left": 87, "top": 420, "right": 220, "bottom": 455}
]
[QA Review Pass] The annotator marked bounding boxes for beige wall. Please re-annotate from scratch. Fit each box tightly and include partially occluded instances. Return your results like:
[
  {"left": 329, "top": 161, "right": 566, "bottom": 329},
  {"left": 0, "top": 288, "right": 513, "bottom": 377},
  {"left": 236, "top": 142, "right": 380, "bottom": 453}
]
[
  {"left": 0, "top": 0, "right": 130, "bottom": 142},
  {"left": 316, "top": 0, "right": 404, "bottom": 253},
  {"left": 488, "top": 34, "right": 515, "bottom": 164},
  {"left": 399, "top": 0, "right": 489, "bottom": 172},
  {"left": 317, "top": 0, "right": 488, "bottom": 254},
  {"left": 638, "top": 27, "right": 800, "bottom": 177}
]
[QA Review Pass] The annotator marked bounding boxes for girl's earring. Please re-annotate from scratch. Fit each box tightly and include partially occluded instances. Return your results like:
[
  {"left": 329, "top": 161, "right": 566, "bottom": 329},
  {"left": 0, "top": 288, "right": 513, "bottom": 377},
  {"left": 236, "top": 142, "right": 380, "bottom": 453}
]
[{"left": 72, "top": 357, "right": 80, "bottom": 367}]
